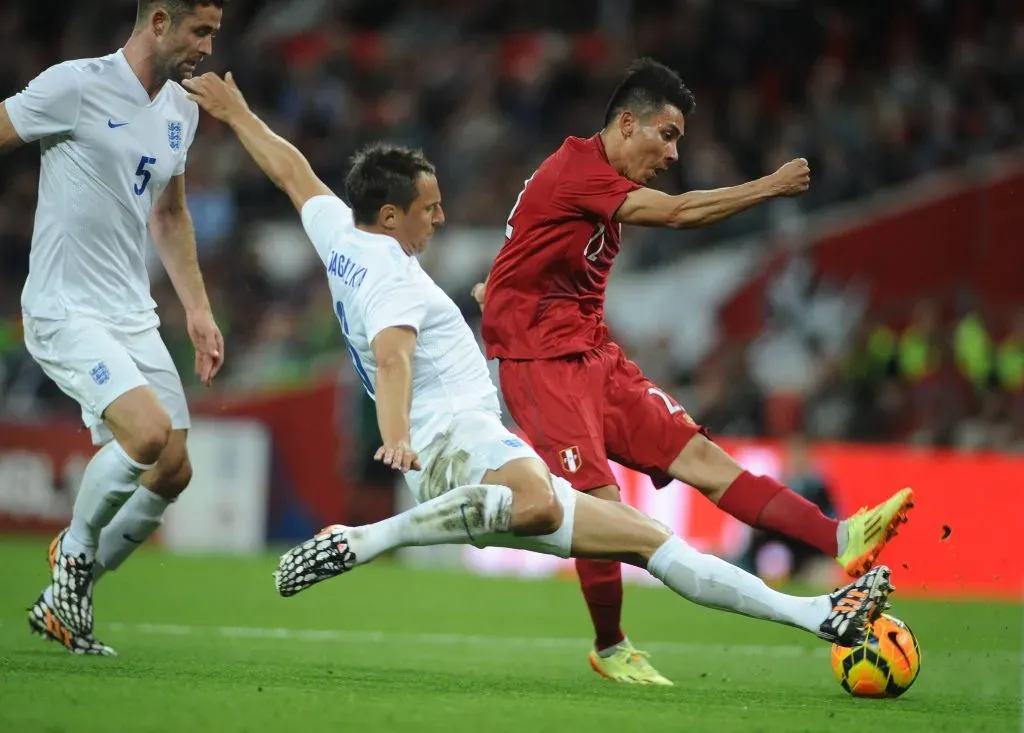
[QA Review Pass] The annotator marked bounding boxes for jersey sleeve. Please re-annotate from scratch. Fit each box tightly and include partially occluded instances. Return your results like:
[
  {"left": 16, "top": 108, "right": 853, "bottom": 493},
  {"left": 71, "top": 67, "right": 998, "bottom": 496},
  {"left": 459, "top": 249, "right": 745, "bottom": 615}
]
[
  {"left": 300, "top": 195, "right": 355, "bottom": 265},
  {"left": 555, "top": 155, "right": 641, "bottom": 220},
  {"left": 173, "top": 104, "right": 200, "bottom": 176},
  {"left": 361, "top": 268, "right": 428, "bottom": 346},
  {"left": 4, "top": 63, "right": 83, "bottom": 142}
]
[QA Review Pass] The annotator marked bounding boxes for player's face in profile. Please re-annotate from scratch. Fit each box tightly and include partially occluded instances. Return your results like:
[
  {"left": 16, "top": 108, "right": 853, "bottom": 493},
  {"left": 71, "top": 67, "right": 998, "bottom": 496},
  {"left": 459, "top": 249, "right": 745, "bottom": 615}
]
[
  {"left": 157, "top": 5, "right": 223, "bottom": 83},
  {"left": 623, "top": 104, "right": 685, "bottom": 184},
  {"left": 399, "top": 174, "right": 445, "bottom": 254}
]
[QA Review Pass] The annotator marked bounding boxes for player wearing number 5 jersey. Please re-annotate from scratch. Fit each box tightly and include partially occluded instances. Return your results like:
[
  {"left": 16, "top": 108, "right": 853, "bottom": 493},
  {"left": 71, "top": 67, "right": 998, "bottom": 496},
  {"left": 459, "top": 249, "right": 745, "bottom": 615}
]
[
  {"left": 476, "top": 58, "right": 914, "bottom": 684},
  {"left": 0, "top": 0, "right": 227, "bottom": 656}
]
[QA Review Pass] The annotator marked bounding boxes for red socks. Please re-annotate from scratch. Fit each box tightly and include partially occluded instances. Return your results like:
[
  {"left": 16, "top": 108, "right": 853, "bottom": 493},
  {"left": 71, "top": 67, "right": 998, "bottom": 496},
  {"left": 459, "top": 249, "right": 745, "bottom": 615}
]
[
  {"left": 575, "top": 558, "right": 625, "bottom": 651},
  {"left": 718, "top": 471, "right": 839, "bottom": 557}
]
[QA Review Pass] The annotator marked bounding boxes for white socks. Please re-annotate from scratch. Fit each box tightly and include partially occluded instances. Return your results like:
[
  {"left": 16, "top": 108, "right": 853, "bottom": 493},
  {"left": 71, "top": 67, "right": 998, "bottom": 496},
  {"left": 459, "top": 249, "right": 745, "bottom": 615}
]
[
  {"left": 345, "top": 484, "right": 515, "bottom": 565},
  {"left": 647, "top": 535, "right": 831, "bottom": 634},
  {"left": 63, "top": 441, "right": 154, "bottom": 562},
  {"left": 93, "top": 487, "right": 171, "bottom": 580}
]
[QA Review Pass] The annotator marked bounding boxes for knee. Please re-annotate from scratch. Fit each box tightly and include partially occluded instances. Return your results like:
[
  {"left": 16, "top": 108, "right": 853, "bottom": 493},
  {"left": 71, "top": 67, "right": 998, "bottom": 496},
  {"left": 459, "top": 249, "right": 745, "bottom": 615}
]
[
  {"left": 150, "top": 456, "right": 192, "bottom": 500},
  {"left": 123, "top": 414, "right": 172, "bottom": 465},
  {"left": 511, "top": 478, "right": 564, "bottom": 536}
]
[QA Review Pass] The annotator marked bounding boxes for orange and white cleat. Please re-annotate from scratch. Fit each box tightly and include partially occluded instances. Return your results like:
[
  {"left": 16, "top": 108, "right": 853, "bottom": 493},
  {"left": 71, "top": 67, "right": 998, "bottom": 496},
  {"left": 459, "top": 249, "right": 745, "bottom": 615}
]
[
  {"left": 27, "top": 592, "right": 116, "bottom": 656},
  {"left": 818, "top": 565, "right": 894, "bottom": 647},
  {"left": 274, "top": 525, "right": 357, "bottom": 597}
]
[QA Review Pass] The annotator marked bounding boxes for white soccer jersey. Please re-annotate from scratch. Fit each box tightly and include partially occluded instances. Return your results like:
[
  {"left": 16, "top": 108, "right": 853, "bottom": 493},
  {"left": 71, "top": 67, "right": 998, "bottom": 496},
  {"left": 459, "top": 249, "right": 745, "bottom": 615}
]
[
  {"left": 300, "top": 195, "right": 500, "bottom": 446},
  {"left": 5, "top": 49, "right": 199, "bottom": 321}
]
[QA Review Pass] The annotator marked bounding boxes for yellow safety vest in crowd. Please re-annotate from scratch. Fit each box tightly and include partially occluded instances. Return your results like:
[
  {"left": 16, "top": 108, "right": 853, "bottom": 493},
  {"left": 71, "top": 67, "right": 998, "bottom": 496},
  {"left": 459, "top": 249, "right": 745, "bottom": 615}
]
[
  {"left": 996, "top": 336, "right": 1023, "bottom": 392},
  {"left": 954, "top": 313, "right": 993, "bottom": 389},
  {"left": 898, "top": 327, "right": 940, "bottom": 382}
]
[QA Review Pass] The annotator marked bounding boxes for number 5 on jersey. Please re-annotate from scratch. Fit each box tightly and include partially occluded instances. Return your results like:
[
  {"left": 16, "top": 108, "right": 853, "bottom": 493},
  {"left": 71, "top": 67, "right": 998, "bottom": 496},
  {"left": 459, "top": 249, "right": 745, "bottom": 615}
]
[{"left": 134, "top": 155, "right": 157, "bottom": 195}]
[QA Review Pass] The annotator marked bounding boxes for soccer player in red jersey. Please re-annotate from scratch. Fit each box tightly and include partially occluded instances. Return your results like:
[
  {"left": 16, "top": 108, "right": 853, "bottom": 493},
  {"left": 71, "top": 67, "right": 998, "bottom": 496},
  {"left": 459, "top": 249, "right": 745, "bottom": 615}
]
[{"left": 474, "top": 58, "right": 914, "bottom": 685}]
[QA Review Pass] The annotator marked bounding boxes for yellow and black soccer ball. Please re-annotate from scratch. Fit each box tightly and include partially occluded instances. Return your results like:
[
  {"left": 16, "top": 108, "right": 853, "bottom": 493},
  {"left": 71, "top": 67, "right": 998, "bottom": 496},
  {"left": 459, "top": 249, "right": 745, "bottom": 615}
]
[{"left": 831, "top": 613, "right": 921, "bottom": 698}]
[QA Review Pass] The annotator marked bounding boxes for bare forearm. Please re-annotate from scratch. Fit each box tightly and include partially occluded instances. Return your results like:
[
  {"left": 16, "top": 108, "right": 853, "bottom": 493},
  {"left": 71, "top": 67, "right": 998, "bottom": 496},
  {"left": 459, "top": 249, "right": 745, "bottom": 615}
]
[
  {"left": 374, "top": 357, "right": 414, "bottom": 446},
  {"left": 229, "top": 110, "right": 309, "bottom": 195},
  {"left": 0, "top": 102, "right": 25, "bottom": 152},
  {"left": 151, "top": 210, "right": 210, "bottom": 314},
  {"left": 668, "top": 178, "right": 775, "bottom": 228}
]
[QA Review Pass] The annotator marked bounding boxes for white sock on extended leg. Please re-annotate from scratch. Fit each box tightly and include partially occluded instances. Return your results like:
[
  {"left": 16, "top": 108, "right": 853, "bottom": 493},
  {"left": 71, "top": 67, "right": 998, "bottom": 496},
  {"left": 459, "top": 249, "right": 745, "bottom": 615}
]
[
  {"left": 344, "top": 484, "right": 514, "bottom": 565},
  {"left": 647, "top": 535, "right": 831, "bottom": 633},
  {"left": 93, "top": 487, "right": 171, "bottom": 581},
  {"left": 64, "top": 441, "right": 154, "bottom": 562}
]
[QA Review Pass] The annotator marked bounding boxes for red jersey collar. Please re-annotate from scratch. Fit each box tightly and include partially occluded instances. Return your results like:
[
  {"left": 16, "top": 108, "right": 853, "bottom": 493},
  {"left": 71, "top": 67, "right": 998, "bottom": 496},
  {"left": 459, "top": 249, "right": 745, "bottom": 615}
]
[{"left": 588, "top": 133, "right": 612, "bottom": 164}]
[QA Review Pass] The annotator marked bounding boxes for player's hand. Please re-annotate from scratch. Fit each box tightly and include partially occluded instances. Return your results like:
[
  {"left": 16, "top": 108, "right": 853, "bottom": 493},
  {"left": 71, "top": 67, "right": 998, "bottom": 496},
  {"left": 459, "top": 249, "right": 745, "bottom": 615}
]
[
  {"left": 770, "top": 158, "right": 811, "bottom": 197},
  {"left": 181, "top": 71, "right": 249, "bottom": 125},
  {"left": 374, "top": 440, "right": 421, "bottom": 473},
  {"left": 187, "top": 309, "right": 224, "bottom": 387},
  {"left": 471, "top": 281, "right": 486, "bottom": 312}
]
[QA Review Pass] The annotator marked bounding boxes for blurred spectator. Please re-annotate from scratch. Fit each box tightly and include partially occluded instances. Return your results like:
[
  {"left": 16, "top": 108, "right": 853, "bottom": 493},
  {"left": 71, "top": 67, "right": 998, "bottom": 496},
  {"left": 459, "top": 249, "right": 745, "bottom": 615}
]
[{"left": 1, "top": 0, "right": 1022, "bottom": 454}]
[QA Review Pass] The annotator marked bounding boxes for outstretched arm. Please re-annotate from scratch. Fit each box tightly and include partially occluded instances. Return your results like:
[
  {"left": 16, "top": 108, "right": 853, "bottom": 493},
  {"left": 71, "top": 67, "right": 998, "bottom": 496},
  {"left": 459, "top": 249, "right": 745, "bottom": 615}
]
[
  {"left": 182, "top": 72, "right": 333, "bottom": 212},
  {"left": 614, "top": 158, "right": 811, "bottom": 229}
]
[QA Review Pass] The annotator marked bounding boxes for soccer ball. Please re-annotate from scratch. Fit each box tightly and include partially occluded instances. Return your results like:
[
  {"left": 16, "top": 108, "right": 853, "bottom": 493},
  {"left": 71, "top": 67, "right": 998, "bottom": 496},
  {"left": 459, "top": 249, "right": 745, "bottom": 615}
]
[{"left": 831, "top": 613, "right": 921, "bottom": 698}]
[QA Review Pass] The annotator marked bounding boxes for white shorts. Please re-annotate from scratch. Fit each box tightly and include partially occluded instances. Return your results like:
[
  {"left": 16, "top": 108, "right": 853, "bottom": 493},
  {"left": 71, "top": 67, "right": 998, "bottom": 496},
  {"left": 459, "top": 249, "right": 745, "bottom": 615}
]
[
  {"left": 407, "top": 409, "right": 578, "bottom": 559},
  {"left": 406, "top": 409, "right": 541, "bottom": 504},
  {"left": 23, "top": 314, "right": 190, "bottom": 445}
]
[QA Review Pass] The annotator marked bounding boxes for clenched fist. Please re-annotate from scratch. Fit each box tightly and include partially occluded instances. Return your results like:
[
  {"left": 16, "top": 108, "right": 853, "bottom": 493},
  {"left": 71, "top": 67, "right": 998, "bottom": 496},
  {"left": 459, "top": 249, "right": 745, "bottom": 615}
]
[
  {"left": 770, "top": 158, "right": 811, "bottom": 197},
  {"left": 471, "top": 281, "right": 486, "bottom": 312}
]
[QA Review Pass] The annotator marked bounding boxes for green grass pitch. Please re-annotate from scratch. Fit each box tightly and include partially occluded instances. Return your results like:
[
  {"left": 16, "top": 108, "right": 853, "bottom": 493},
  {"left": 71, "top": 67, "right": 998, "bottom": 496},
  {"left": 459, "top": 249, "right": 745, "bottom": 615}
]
[{"left": 0, "top": 537, "right": 1020, "bottom": 733}]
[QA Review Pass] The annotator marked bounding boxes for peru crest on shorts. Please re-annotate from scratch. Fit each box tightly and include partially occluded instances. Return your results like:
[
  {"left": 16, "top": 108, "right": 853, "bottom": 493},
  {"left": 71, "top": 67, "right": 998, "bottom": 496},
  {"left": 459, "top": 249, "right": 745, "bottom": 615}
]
[{"left": 559, "top": 445, "right": 582, "bottom": 474}]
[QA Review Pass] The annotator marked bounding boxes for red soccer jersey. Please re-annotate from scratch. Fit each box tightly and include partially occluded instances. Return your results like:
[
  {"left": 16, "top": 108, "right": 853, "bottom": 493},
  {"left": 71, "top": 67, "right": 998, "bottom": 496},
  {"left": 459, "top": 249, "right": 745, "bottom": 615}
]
[{"left": 481, "top": 134, "right": 641, "bottom": 360}]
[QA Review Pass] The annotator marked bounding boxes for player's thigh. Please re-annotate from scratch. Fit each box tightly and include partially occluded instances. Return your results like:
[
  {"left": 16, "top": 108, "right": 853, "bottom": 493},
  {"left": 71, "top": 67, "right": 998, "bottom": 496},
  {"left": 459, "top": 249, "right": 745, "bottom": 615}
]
[
  {"left": 93, "top": 325, "right": 187, "bottom": 451},
  {"left": 22, "top": 315, "right": 150, "bottom": 444},
  {"left": 123, "top": 326, "right": 191, "bottom": 433},
  {"left": 498, "top": 356, "right": 615, "bottom": 491},
  {"left": 602, "top": 342, "right": 706, "bottom": 488},
  {"left": 666, "top": 432, "right": 743, "bottom": 500},
  {"left": 102, "top": 386, "right": 172, "bottom": 455},
  {"left": 410, "top": 409, "right": 543, "bottom": 503}
]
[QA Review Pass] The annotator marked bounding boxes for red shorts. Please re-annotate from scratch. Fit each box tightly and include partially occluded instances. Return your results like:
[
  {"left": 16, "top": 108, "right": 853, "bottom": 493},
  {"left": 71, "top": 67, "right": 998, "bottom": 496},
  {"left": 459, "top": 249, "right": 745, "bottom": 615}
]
[{"left": 498, "top": 341, "right": 706, "bottom": 491}]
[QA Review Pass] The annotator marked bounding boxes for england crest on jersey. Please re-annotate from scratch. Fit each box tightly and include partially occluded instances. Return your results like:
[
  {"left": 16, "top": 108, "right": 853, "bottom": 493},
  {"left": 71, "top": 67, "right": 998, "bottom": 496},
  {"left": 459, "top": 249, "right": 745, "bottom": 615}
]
[{"left": 168, "top": 121, "right": 183, "bottom": 151}]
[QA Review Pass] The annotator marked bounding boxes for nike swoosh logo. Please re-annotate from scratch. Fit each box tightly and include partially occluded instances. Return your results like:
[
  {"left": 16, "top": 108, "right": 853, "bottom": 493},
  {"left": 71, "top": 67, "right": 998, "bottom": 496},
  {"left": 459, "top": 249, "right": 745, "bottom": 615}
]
[
  {"left": 108, "top": 120, "right": 129, "bottom": 128},
  {"left": 122, "top": 533, "right": 145, "bottom": 544}
]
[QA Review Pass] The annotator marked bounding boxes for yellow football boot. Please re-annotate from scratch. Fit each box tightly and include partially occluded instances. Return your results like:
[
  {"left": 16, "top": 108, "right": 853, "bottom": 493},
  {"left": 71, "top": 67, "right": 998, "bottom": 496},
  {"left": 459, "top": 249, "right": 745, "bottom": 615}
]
[
  {"left": 836, "top": 488, "right": 914, "bottom": 577},
  {"left": 588, "top": 641, "right": 673, "bottom": 685}
]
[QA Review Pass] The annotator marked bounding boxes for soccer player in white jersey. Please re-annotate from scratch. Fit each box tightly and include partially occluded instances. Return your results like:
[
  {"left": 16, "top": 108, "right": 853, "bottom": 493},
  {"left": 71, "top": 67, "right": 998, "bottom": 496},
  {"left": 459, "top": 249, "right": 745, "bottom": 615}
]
[
  {"left": 0, "top": 0, "right": 226, "bottom": 655},
  {"left": 183, "top": 71, "right": 895, "bottom": 668}
]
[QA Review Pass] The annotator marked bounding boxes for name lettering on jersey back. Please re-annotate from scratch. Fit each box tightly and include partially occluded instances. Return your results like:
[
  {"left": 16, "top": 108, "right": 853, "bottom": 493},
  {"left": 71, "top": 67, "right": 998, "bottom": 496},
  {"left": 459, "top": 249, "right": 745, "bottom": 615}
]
[{"left": 327, "top": 251, "right": 368, "bottom": 289}]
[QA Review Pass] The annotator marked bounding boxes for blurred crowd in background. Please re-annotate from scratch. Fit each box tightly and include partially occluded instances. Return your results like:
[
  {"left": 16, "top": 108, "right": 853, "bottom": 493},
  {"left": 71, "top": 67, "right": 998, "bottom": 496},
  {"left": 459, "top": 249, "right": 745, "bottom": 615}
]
[{"left": 0, "top": 0, "right": 1022, "bottom": 453}]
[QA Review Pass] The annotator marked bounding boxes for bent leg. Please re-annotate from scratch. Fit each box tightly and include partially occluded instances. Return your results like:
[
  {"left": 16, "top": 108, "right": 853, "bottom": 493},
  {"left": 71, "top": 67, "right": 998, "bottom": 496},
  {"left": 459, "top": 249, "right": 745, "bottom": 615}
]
[
  {"left": 94, "top": 429, "right": 192, "bottom": 579},
  {"left": 64, "top": 386, "right": 172, "bottom": 560},
  {"left": 668, "top": 433, "right": 841, "bottom": 557}
]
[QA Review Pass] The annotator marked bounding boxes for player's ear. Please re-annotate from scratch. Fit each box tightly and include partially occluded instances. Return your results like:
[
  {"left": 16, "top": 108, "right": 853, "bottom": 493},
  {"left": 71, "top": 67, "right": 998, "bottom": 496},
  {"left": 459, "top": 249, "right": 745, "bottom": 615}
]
[
  {"left": 379, "top": 204, "right": 399, "bottom": 231},
  {"left": 151, "top": 8, "right": 172, "bottom": 38},
  {"left": 619, "top": 110, "right": 637, "bottom": 139}
]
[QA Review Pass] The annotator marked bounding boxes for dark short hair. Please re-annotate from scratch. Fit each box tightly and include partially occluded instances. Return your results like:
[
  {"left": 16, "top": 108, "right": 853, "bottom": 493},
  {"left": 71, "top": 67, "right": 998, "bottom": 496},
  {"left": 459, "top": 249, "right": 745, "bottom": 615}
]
[
  {"left": 603, "top": 57, "right": 696, "bottom": 128},
  {"left": 136, "top": 0, "right": 226, "bottom": 27},
  {"left": 345, "top": 144, "right": 437, "bottom": 226}
]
